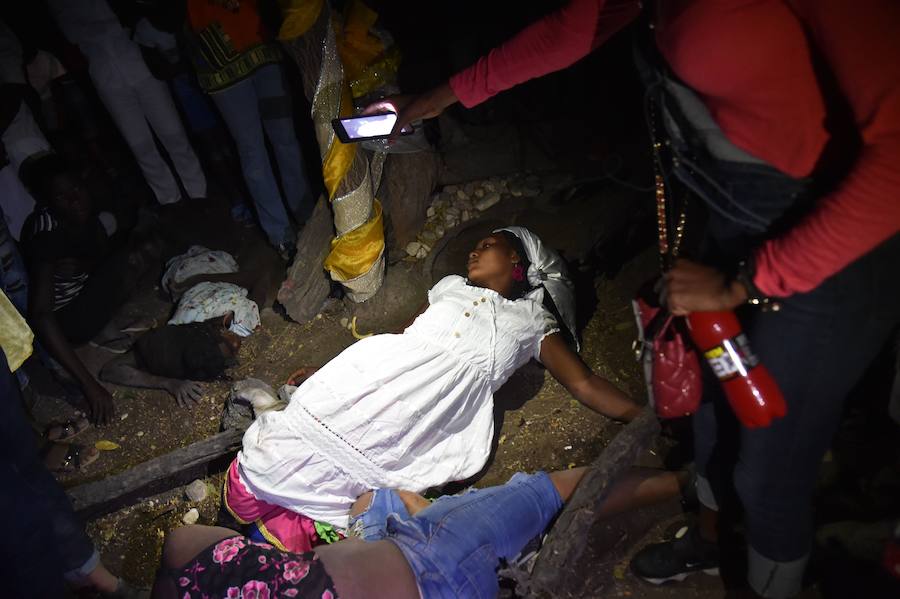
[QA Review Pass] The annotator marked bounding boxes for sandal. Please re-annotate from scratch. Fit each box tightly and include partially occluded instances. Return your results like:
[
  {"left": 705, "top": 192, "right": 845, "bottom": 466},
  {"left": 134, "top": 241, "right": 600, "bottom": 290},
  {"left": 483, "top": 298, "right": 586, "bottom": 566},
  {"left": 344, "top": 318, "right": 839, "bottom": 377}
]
[
  {"left": 43, "top": 443, "right": 100, "bottom": 474},
  {"left": 44, "top": 415, "right": 90, "bottom": 443}
]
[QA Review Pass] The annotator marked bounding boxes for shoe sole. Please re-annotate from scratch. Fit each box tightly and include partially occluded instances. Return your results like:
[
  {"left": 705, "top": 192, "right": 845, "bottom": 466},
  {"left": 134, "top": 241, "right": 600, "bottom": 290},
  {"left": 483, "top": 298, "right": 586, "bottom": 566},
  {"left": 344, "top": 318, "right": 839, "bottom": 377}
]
[{"left": 640, "top": 568, "right": 720, "bottom": 585}]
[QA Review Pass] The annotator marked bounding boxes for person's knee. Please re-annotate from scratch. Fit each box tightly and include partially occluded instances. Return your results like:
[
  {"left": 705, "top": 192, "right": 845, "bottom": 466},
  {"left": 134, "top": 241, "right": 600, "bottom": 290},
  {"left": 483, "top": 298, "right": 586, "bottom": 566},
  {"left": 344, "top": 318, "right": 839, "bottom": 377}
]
[{"left": 161, "top": 526, "right": 198, "bottom": 570}]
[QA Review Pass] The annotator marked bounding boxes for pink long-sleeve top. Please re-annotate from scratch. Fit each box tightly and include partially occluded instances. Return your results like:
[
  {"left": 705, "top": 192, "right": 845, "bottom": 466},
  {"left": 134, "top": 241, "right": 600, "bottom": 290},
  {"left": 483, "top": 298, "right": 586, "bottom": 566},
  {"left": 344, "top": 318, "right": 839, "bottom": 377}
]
[{"left": 449, "top": 0, "right": 900, "bottom": 297}]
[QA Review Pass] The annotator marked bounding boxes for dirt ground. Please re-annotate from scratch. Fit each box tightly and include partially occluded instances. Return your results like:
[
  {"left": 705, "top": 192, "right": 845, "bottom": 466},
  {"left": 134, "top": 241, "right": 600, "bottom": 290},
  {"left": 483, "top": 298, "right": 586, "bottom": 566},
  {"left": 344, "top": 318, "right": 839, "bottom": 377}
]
[{"left": 32, "top": 173, "right": 884, "bottom": 599}]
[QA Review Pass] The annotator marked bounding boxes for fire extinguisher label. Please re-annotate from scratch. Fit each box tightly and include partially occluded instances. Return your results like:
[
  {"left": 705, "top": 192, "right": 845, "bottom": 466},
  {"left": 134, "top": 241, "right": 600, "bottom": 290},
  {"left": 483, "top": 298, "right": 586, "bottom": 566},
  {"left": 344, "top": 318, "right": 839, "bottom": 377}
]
[{"left": 703, "top": 334, "right": 760, "bottom": 381}]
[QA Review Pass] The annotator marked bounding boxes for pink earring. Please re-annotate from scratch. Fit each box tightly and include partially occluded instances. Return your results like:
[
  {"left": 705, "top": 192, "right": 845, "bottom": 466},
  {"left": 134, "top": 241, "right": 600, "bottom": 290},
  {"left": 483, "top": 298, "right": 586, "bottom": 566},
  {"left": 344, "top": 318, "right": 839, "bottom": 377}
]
[{"left": 512, "top": 263, "right": 525, "bottom": 282}]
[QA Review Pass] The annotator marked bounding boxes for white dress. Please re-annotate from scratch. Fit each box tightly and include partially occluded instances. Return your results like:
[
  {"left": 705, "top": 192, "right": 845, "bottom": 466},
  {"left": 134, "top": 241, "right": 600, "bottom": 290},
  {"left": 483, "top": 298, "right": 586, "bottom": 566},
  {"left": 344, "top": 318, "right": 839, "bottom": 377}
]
[{"left": 238, "top": 275, "right": 559, "bottom": 527}]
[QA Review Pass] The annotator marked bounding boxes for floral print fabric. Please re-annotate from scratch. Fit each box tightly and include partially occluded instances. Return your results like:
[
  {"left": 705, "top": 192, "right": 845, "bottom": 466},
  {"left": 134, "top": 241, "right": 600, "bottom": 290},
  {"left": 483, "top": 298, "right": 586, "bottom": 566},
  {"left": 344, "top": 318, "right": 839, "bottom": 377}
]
[{"left": 177, "top": 535, "right": 338, "bottom": 598}]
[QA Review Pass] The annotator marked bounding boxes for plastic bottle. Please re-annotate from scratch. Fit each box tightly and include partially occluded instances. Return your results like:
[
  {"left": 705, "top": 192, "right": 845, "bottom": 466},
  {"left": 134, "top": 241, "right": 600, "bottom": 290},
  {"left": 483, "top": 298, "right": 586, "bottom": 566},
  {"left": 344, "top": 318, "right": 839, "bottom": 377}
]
[{"left": 687, "top": 311, "right": 787, "bottom": 428}]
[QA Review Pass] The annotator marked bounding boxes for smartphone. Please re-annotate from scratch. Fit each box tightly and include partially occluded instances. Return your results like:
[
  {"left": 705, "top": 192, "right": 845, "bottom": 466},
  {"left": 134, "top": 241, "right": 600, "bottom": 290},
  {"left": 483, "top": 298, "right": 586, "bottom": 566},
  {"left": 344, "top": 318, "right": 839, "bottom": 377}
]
[{"left": 331, "top": 112, "right": 413, "bottom": 143}]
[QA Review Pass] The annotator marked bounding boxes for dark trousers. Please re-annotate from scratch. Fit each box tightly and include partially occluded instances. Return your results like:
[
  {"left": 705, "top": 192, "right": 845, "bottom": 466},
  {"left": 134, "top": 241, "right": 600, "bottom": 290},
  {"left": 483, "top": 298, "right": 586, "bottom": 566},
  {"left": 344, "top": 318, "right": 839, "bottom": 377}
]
[{"left": 0, "top": 350, "right": 96, "bottom": 596}]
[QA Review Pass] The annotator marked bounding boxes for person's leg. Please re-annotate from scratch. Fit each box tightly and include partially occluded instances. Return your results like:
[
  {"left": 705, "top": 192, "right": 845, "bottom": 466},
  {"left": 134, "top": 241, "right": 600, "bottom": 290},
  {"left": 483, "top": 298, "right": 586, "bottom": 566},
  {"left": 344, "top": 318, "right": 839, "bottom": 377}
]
[
  {"left": 211, "top": 80, "right": 294, "bottom": 247},
  {"left": 734, "top": 236, "right": 900, "bottom": 598},
  {"left": 0, "top": 350, "right": 110, "bottom": 595},
  {"left": 138, "top": 76, "right": 208, "bottom": 200},
  {"left": 252, "top": 64, "right": 315, "bottom": 224},
  {"left": 152, "top": 525, "right": 240, "bottom": 599},
  {"left": 93, "top": 79, "right": 181, "bottom": 205}
]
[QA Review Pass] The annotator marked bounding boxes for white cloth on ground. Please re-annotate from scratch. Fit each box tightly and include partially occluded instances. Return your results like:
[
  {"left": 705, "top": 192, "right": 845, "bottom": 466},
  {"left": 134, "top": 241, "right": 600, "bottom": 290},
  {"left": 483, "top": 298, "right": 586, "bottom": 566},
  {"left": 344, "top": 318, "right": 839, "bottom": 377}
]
[
  {"left": 237, "top": 274, "right": 559, "bottom": 527},
  {"left": 169, "top": 281, "right": 259, "bottom": 337},
  {"left": 161, "top": 245, "right": 240, "bottom": 298}
]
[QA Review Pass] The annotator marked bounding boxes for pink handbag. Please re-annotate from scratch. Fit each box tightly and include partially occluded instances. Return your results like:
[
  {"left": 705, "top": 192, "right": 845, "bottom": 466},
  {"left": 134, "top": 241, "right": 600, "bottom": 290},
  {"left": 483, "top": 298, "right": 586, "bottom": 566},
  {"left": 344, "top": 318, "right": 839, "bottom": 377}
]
[{"left": 633, "top": 295, "right": 702, "bottom": 419}]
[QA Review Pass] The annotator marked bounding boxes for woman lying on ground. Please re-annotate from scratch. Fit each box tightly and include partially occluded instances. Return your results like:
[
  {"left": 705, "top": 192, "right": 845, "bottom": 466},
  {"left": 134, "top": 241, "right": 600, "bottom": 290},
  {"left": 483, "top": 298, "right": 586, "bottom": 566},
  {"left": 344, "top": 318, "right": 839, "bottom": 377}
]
[
  {"left": 225, "top": 226, "right": 641, "bottom": 551},
  {"left": 154, "top": 465, "right": 686, "bottom": 599}
]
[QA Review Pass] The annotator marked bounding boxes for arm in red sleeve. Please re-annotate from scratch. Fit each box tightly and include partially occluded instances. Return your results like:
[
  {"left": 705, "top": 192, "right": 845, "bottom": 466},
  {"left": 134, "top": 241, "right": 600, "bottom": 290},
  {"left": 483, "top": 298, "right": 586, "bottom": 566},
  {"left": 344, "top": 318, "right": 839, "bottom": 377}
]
[
  {"left": 448, "top": 0, "right": 640, "bottom": 108},
  {"left": 753, "top": 0, "right": 900, "bottom": 297}
]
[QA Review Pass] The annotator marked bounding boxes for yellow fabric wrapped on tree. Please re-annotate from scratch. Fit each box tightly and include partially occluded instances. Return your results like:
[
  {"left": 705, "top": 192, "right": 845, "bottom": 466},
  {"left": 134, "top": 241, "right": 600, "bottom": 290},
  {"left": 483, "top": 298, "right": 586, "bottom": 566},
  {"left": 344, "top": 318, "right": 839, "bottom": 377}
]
[
  {"left": 323, "top": 200, "right": 384, "bottom": 281},
  {"left": 278, "top": 0, "right": 392, "bottom": 288},
  {"left": 0, "top": 291, "right": 33, "bottom": 372},
  {"left": 277, "top": 0, "right": 324, "bottom": 41}
]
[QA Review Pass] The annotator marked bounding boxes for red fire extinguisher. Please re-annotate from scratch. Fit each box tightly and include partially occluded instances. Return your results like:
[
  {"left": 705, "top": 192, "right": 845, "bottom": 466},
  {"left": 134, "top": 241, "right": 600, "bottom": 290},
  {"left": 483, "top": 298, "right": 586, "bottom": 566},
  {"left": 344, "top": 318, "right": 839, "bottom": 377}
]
[{"left": 687, "top": 311, "right": 787, "bottom": 428}]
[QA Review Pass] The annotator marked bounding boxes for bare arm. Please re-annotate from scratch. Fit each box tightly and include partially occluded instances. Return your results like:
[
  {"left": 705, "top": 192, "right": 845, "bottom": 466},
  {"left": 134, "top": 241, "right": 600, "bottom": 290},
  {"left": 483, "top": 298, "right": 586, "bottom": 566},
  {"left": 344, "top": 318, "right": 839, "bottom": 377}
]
[
  {"left": 99, "top": 353, "right": 204, "bottom": 408},
  {"left": 29, "top": 260, "right": 116, "bottom": 423},
  {"left": 540, "top": 333, "right": 641, "bottom": 422}
]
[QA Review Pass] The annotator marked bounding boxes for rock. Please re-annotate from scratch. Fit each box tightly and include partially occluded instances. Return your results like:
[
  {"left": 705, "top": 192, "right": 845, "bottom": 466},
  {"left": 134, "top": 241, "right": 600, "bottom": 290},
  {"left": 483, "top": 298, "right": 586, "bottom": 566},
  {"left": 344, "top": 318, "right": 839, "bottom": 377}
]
[
  {"left": 474, "top": 188, "right": 485, "bottom": 198},
  {"left": 405, "top": 241, "right": 422, "bottom": 257},
  {"left": 421, "top": 230, "right": 437, "bottom": 243},
  {"left": 426, "top": 206, "right": 435, "bottom": 218},
  {"left": 434, "top": 225, "right": 445, "bottom": 237},
  {"left": 523, "top": 186, "right": 541, "bottom": 197},
  {"left": 415, "top": 246, "right": 428, "bottom": 259},
  {"left": 445, "top": 207, "right": 460, "bottom": 218},
  {"left": 339, "top": 317, "right": 349, "bottom": 328},
  {"left": 475, "top": 192, "right": 501, "bottom": 212},
  {"left": 444, "top": 185, "right": 459, "bottom": 194},
  {"left": 456, "top": 190, "right": 468, "bottom": 201},
  {"left": 185, "top": 480, "right": 208, "bottom": 502},
  {"left": 483, "top": 182, "right": 496, "bottom": 192},
  {"left": 444, "top": 214, "right": 459, "bottom": 228},
  {"left": 510, "top": 188, "right": 524, "bottom": 197},
  {"left": 182, "top": 508, "right": 200, "bottom": 525},
  {"left": 461, "top": 209, "right": 472, "bottom": 222}
]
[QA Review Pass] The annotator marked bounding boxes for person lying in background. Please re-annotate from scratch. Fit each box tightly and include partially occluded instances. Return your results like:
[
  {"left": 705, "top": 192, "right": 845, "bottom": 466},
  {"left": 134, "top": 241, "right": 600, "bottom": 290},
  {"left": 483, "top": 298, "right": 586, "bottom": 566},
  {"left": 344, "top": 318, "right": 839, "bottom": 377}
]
[
  {"left": 99, "top": 315, "right": 241, "bottom": 408},
  {"left": 153, "top": 465, "right": 686, "bottom": 599},
  {"left": 226, "top": 226, "right": 641, "bottom": 553},
  {"left": 20, "top": 154, "right": 160, "bottom": 424}
]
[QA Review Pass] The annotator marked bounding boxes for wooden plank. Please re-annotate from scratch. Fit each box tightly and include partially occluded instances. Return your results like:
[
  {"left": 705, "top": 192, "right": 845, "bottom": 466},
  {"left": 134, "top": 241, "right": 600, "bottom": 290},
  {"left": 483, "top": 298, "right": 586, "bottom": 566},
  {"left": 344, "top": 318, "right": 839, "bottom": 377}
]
[
  {"left": 67, "top": 428, "right": 243, "bottom": 520},
  {"left": 527, "top": 407, "right": 660, "bottom": 598}
]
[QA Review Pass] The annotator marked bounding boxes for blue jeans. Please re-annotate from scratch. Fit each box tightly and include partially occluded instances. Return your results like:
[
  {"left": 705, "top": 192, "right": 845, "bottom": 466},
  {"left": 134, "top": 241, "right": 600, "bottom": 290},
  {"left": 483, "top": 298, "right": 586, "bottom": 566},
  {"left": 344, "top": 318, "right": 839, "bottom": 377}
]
[
  {"left": 349, "top": 472, "right": 563, "bottom": 599},
  {"left": 211, "top": 63, "right": 315, "bottom": 246},
  {"left": 0, "top": 351, "right": 98, "bottom": 597}
]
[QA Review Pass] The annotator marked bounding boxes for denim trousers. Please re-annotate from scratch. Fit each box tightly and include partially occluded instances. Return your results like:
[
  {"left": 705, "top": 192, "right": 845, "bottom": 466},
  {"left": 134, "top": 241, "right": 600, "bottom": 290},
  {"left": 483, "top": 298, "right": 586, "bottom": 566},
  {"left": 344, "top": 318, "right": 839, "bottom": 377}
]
[
  {"left": 639, "top": 40, "right": 900, "bottom": 597},
  {"left": 350, "top": 472, "right": 563, "bottom": 599},
  {"left": 211, "top": 63, "right": 315, "bottom": 247},
  {"left": 0, "top": 351, "right": 98, "bottom": 597}
]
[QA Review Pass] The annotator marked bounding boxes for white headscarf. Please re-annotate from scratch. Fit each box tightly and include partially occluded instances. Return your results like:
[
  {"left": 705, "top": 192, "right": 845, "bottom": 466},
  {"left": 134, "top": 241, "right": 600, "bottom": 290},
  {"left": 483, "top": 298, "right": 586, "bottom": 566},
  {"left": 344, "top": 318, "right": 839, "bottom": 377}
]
[{"left": 495, "top": 226, "right": 579, "bottom": 351}]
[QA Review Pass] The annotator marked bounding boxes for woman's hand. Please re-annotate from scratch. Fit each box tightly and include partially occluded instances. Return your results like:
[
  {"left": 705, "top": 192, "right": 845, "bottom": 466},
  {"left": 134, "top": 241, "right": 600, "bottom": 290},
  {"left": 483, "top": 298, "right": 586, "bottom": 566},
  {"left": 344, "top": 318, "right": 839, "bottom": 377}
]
[
  {"left": 664, "top": 259, "right": 748, "bottom": 316},
  {"left": 287, "top": 367, "right": 320, "bottom": 386},
  {"left": 362, "top": 82, "right": 459, "bottom": 140}
]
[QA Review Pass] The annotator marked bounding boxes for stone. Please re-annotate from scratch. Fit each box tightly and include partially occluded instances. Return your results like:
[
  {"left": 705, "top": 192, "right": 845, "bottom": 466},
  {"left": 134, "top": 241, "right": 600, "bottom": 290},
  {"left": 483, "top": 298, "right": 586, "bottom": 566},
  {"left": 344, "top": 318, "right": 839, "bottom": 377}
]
[
  {"left": 426, "top": 206, "right": 436, "bottom": 218},
  {"left": 185, "top": 480, "right": 208, "bottom": 502},
  {"left": 405, "top": 241, "right": 422, "bottom": 257},
  {"left": 444, "top": 214, "right": 459, "bottom": 228},
  {"left": 421, "top": 230, "right": 437, "bottom": 243},
  {"left": 474, "top": 188, "right": 485, "bottom": 198},
  {"left": 483, "top": 182, "right": 496, "bottom": 192},
  {"left": 415, "top": 246, "right": 428, "bottom": 259},
  {"left": 434, "top": 225, "right": 445, "bottom": 237},
  {"left": 475, "top": 192, "right": 501, "bottom": 212},
  {"left": 444, "top": 185, "right": 459, "bottom": 194},
  {"left": 456, "top": 190, "right": 468, "bottom": 201},
  {"left": 445, "top": 207, "right": 460, "bottom": 218},
  {"left": 523, "top": 186, "right": 541, "bottom": 197},
  {"left": 182, "top": 508, "right": 200, "bottom": 525},
  {"left": 339, "top": 317, "right": 349, "bottom": 328},
  {"left": 461, "top": 209, "right": 472, "bottom": 222}
]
